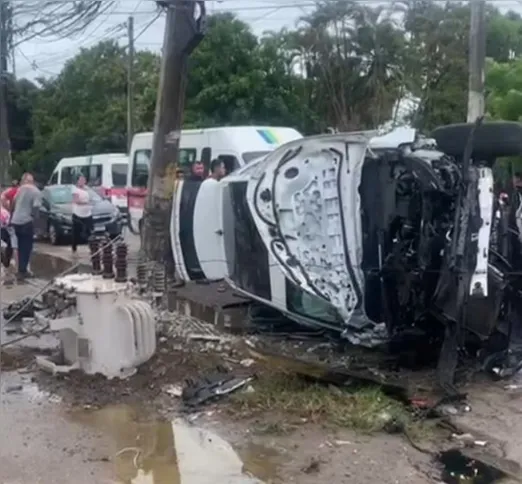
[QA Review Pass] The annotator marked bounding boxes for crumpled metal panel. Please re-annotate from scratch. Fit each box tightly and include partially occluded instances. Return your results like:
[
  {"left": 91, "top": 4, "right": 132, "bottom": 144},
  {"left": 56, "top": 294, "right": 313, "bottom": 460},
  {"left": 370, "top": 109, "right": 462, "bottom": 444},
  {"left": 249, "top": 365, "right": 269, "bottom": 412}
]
[{"left": 246, "top": 133, "right": 371, "bottom": 328}]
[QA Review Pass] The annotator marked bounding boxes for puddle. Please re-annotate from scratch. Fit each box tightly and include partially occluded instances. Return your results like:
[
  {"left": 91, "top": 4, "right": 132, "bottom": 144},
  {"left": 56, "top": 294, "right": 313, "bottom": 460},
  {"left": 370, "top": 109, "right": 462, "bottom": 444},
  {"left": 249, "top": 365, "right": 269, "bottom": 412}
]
[
  {"left": 70, "top": 404, "right": 280, "bottom": 483},
  {"left": 439, "top": 450, "right": 506, "bottom": 484},
  {"left": 31, "top": 251, "right": 83, "bottom": 279}
]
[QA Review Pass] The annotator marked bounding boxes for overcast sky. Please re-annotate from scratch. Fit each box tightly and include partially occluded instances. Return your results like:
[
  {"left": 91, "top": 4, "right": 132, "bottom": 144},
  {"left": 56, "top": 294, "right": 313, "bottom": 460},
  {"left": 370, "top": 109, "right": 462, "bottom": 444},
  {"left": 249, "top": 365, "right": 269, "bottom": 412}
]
[
  {"left": 13, "top": 0, "right": 316, "bottom": 81},
  {"left": 13, "top": 0, "right": 522, "bottom": 82}
]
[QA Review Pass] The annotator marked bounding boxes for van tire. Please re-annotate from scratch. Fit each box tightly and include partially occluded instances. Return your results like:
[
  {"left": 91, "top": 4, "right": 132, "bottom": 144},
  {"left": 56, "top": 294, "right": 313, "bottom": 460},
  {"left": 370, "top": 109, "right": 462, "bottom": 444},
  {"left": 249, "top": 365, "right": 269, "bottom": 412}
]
[{"left": 432, "top": 121, "right": 522, "bottom": 161}]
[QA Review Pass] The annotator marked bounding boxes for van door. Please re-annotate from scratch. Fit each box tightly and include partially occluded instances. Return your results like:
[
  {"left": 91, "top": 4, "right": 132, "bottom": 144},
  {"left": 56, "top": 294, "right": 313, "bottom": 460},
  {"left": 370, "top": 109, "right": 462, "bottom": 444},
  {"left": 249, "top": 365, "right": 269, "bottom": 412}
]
[{"left": 245, "top": 133, "right": 370, "bottom": 328}]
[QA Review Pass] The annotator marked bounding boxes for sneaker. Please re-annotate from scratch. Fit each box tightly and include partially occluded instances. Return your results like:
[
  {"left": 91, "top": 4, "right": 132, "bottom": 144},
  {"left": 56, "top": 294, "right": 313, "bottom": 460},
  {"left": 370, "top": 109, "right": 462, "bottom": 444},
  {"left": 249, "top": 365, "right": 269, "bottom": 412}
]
[{"left": 16, "top": 272, "right": 27, "bottom": 283}]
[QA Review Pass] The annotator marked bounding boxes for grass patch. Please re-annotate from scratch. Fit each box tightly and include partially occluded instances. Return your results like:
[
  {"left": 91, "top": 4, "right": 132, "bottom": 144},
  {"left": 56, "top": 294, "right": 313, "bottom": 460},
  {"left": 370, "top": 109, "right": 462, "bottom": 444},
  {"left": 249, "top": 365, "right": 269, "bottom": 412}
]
[{"left": 231, "top": 371, "right": 412, "bottom": 433}]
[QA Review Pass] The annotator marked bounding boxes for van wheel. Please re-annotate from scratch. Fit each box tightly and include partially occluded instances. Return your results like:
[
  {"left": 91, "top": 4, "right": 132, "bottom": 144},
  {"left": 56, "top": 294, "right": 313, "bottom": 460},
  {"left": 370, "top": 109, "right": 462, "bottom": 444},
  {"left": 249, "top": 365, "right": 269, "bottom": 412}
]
[{"left": 48, "top": 223, "right": 61, "bottom": 245}]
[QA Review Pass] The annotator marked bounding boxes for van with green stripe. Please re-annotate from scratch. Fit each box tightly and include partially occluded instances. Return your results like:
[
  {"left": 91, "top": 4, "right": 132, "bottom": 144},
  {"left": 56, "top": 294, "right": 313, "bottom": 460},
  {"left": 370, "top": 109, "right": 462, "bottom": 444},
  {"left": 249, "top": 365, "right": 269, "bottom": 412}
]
[{"left": 127, "top": 126, "right": 303, "bottom": 235}]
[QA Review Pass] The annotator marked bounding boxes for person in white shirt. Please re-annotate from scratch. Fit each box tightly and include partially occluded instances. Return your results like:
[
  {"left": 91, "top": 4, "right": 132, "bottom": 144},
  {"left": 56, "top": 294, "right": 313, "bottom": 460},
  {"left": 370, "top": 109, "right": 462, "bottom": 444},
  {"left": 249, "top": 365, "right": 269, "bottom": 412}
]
[{"left": 71, "top": 175, "right": 93, "bottom": 254}]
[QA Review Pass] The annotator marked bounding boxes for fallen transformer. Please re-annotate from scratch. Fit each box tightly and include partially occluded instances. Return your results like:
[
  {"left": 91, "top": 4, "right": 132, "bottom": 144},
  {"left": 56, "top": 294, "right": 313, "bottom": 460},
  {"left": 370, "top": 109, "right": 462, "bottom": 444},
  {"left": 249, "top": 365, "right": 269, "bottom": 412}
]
[{"left": 169, "top": 120, "right": 522, "bottom": 393}]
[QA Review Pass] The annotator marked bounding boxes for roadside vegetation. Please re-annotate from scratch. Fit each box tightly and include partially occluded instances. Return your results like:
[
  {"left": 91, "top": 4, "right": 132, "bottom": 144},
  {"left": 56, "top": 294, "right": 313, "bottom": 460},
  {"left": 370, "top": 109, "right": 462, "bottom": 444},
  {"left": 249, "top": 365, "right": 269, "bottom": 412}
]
[{"left": 231, "top": 371, "right": 427, "bottom": 436}]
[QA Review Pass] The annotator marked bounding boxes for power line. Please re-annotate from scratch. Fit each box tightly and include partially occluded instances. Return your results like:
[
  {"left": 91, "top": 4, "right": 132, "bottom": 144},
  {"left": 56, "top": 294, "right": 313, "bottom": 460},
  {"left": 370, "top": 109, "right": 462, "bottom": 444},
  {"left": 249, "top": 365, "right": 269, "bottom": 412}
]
[{"left": 134, "top": 10, "right": 161, "bottom": 41}]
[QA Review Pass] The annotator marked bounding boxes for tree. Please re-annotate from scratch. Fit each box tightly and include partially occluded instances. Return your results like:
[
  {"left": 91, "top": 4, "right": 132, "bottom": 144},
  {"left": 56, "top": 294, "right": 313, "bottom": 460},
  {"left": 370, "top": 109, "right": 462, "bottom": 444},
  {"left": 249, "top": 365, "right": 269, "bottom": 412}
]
[
  {"left": 279, "top": 0, "right": 407, "bottom": 131},
  {"left": 403, "top": 0, "right": 469, "bottom": 131},
  {"left": 12, "top": 2, "right": 522, "bottom": 181},
  {"left": 6, "top": 77, "right": 37, "bottom": 154},
  {"left": 486, "top": 9, "right": 522, "bottom": 62},
  {"left": 17, "top": 40, "right": 159, "bottom": 178},
  {"left": 185, "top": 13, "right": 307, "bottom": 130}
]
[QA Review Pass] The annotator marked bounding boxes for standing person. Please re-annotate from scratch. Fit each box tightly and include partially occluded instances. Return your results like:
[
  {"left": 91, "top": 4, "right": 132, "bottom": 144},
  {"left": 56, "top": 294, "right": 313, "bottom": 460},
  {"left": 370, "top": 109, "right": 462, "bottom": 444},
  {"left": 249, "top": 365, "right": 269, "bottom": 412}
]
[
  {"left": 10, "top": 173, "right": 41, "bottom": 280},
  {"left": 1, "top": 176, "right": 24, "bottom": 269},
  {"left": 0, "top": 205, "right": 12, "bottom": 269},
  {"left": 1, "top": 178, "right": 20, "bottom": 210},
  {"left": 71, "top": 175, "right": 93, "bottom": 255},
  {"left": 189, "top": 161, "right": 206, "bottom": 181},
  {"left": 209, "top": 159, "right": 226, "bottom": 181}
]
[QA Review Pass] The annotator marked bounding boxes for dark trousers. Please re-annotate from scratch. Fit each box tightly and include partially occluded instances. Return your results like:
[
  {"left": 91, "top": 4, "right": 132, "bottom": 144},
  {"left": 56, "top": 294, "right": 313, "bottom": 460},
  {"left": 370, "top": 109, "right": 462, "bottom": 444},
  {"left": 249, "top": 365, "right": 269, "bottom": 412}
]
[
  {"left": 72, "top": 214, "right": 93, "bottom": 252},
  {"left": 13, "top": 222, "right": 34, "bottom": 274},
  {"left": 1, "top": 227, "right": 12, "bottom": 268}
]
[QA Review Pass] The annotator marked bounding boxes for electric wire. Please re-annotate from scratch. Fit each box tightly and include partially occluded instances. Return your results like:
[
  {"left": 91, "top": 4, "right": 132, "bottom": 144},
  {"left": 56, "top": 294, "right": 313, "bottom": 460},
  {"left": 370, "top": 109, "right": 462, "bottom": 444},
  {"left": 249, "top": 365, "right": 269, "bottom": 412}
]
[{"left": 133, "top": 10, "right": 162, "bottom": 42}]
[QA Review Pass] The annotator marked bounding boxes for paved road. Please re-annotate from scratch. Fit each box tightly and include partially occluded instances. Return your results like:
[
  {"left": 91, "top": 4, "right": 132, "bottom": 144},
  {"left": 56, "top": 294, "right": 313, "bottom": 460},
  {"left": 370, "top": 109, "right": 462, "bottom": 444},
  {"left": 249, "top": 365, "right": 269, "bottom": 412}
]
[{"left": 34, "top": 230, "right": 140, "bottom": 269}]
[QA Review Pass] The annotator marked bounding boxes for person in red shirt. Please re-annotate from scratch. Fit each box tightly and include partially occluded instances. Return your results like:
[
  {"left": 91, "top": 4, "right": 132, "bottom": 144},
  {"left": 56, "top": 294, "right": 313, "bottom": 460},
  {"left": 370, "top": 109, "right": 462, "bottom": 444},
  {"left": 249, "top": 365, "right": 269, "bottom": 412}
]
[
  {"left": 1, "top": 175, "right": 26, "bottom": 270},
  {"left": 1, "top": 178, "right": 20, "bottom": 211}
]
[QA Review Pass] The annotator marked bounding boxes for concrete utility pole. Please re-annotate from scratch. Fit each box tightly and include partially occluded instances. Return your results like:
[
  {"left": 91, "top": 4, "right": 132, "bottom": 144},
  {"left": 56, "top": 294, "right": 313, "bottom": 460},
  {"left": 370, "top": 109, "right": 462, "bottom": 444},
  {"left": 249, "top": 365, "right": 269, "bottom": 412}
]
[
  {"left": 467, "top": 0, "right": 486, "bottom": 123},
  {"left": 0, "top": 0, "right": 11, "bottom": 185},
  {"left": 141, "top": 0, "right": 206, "bottom": 266},
  {"left": 127, "top": 16, "right": 134, "bottom": 154}
]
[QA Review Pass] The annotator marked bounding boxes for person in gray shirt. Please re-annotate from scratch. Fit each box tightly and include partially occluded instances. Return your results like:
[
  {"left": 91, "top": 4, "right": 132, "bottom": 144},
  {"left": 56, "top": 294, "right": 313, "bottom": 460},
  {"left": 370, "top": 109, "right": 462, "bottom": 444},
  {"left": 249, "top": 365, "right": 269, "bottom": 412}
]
[{"left": 11, "top": 173, "right": 42, "bottom": 279}]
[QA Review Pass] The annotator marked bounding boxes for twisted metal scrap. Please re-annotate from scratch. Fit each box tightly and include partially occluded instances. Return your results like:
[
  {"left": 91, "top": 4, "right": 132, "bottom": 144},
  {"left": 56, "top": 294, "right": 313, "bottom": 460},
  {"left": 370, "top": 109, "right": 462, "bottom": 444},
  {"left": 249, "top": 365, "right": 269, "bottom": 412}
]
[{"left": 12, "top": 0, "right": 116, "bottom": 45}]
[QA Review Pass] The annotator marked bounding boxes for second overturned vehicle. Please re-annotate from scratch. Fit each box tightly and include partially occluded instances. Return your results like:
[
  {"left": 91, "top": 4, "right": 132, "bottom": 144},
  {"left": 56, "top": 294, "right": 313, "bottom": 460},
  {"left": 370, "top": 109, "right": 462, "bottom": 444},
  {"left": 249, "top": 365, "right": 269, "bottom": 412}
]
[{"left": 170, "top": 120, "right": 522, "bottom": 394}]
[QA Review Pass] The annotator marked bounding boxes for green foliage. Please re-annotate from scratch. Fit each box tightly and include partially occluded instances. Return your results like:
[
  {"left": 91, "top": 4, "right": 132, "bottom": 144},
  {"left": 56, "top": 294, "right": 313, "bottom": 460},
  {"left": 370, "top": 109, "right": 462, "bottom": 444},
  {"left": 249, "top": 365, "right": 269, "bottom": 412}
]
[{"left": 9, "top": 2, "right": 522, "bottom": 179}]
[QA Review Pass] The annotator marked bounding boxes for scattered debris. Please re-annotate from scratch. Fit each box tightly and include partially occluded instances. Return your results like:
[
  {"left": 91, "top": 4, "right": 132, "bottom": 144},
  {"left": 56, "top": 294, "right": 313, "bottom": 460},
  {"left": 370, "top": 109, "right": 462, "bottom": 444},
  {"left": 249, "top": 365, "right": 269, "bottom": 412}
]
[
  {"left": 301, "top": 457, "right": 321, "bottom": 474},
  {"left": 163, "top": 384, "right": 183, "bottom": 397},
  {"left": 451, "top": 433, "right": 488, "bottom": 448},
  {"left": 187, "top": 333, "right": 225, "bottom": 343},
  {"left": 182, "top": 370, "right": 254, "bottom": 407}
]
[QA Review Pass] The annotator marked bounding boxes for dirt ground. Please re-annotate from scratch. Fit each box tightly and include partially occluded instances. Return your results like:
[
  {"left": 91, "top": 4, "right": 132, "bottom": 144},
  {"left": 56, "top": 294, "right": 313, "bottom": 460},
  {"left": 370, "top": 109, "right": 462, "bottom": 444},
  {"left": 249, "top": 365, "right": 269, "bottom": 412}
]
[
  {"left": 2, "top": 341, "right": 438, "bottom": 484},
  {"left": 3, "top": 243, "right": 522, "bottom": 483}
]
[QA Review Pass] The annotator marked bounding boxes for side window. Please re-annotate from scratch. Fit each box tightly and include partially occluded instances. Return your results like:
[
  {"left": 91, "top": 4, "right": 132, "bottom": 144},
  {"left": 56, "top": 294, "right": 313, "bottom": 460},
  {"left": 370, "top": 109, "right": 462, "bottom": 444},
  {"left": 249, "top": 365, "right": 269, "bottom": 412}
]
[
  {"left": 111, "top": 163, "right": 128, "bottom": 187},
  {"left": 88, "top": 165, "right": 102, "bottom": 186},
  {"left": 61, "top": 165, "right": 102, "bottom": 185},
  {"left": 217, "top": 155, "right": 240, "bottom": 175},
  {"left": 61, "top": 167, "right": 75, "bottom": 184},
  {"left": 180, "top": 148, "right": 197, "bottom": 166},
  {"left": 131, "top": 149, "right": 151, "bottom": 187},
  {"left": 180, "top": 148, "right": 197, "bottom": 175},
  {"left": 49, "top": 172, "right": 58, "bottom": 185}
]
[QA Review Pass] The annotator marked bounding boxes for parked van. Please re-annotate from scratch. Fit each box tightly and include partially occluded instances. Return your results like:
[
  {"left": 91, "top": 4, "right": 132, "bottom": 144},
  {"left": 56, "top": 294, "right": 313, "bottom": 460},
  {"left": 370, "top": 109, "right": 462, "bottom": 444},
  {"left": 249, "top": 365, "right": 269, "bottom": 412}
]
[
  {"left": 49, "top": 153, "right": 129, "bottom": 215},
  {"left": 127, "top": 126, "right": 303, "bottom": 234}
]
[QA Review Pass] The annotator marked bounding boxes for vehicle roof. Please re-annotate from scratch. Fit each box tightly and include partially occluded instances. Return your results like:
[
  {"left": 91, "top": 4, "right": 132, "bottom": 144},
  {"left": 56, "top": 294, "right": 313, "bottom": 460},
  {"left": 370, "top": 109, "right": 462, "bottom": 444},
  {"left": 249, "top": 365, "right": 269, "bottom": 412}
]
[
  {"left": 54, "top": 153, "right": 128, "bottom": 167},
  {"left": 132, "top": 126, "right": 302, "bottom": 144}
]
